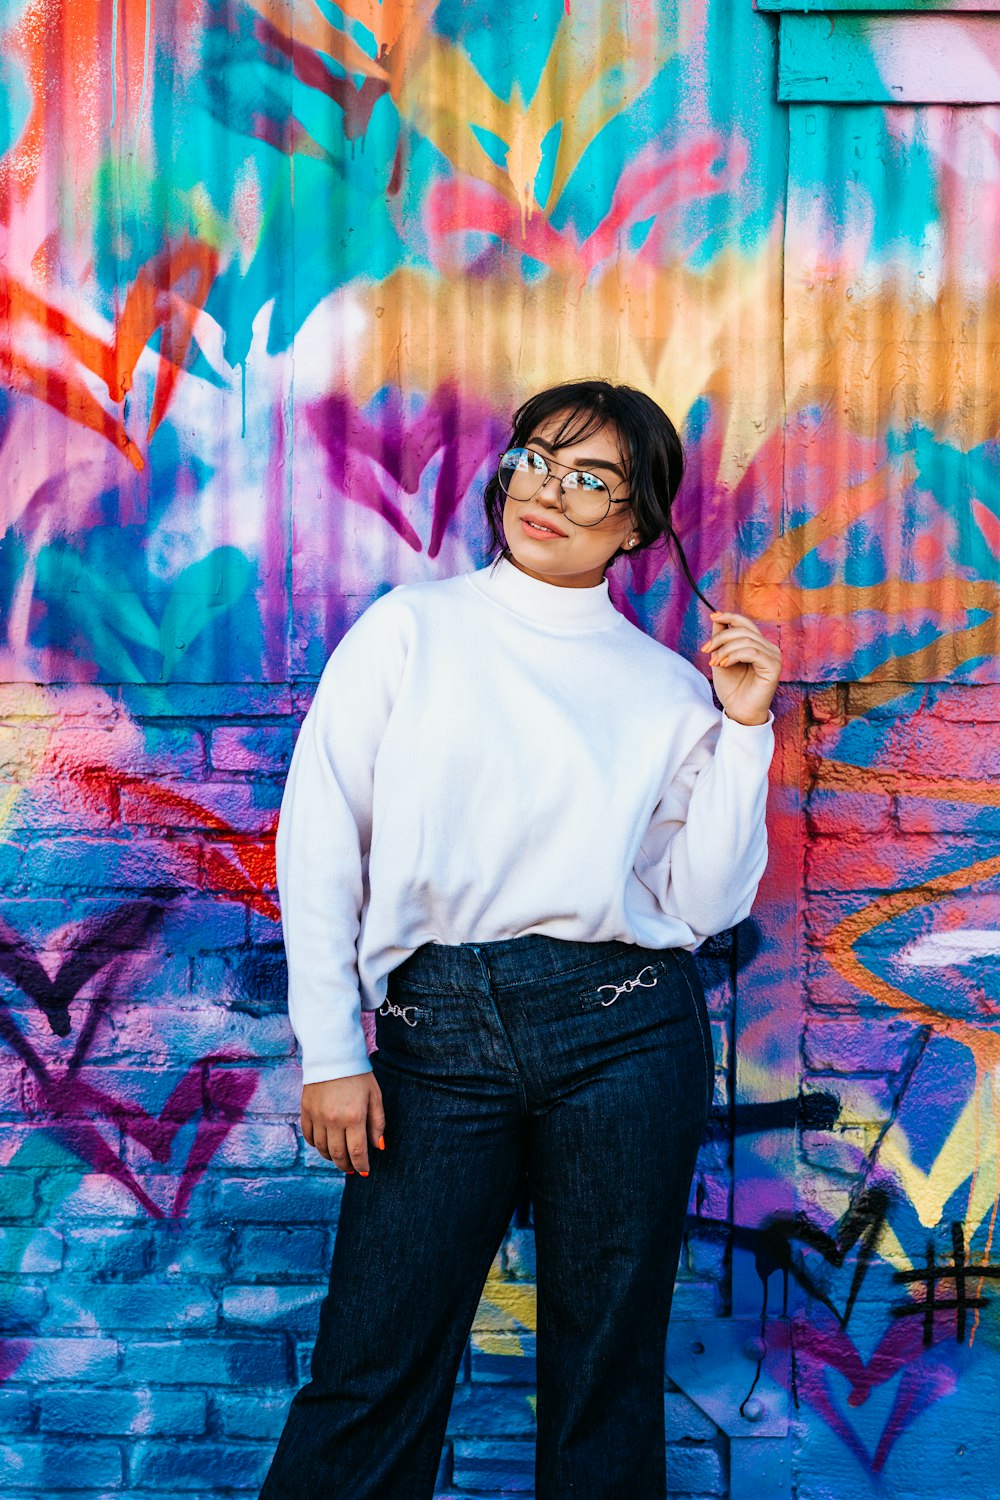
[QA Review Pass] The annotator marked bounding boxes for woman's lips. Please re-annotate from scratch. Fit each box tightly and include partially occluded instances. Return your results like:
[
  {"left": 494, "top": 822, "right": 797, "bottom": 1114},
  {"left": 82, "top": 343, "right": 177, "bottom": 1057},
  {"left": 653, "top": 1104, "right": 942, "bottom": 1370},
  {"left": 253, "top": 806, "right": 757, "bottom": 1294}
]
[{"left": 520, "top": 516, "right": 565, "bottom": 540}]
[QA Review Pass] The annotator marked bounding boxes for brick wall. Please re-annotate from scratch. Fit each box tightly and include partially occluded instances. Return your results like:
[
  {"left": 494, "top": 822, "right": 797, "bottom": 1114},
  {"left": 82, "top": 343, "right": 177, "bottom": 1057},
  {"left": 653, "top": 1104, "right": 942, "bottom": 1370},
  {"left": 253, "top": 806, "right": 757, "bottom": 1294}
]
[
  {"left": 0, "top": 677, "right": 743, "bottom": 1498},
  {"left": 4, "top": 677, "right": 999, "bottom": 1496}
]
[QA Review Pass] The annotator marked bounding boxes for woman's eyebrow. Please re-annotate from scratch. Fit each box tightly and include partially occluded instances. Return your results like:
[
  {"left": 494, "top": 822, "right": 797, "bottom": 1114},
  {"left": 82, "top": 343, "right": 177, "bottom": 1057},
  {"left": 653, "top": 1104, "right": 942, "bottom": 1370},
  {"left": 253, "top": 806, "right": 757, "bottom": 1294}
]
[{"left": 527, "top": 435, "right": 627, "bottom": 480}]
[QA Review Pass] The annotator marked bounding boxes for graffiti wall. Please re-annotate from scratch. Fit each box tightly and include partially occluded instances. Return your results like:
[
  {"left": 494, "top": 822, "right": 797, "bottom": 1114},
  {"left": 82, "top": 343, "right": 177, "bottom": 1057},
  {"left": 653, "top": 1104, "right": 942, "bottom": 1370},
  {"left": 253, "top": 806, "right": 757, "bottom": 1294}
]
[{"left": 1, "top": 0, "right": 998, "bottom": 1492}]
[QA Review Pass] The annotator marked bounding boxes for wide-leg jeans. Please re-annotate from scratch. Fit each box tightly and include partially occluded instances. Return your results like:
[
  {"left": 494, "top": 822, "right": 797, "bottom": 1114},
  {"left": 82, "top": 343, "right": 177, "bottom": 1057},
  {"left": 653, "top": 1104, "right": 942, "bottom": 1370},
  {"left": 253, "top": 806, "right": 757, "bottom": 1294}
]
[{"left": 257, "top": 932, "right": 714, "bottom": 1500}]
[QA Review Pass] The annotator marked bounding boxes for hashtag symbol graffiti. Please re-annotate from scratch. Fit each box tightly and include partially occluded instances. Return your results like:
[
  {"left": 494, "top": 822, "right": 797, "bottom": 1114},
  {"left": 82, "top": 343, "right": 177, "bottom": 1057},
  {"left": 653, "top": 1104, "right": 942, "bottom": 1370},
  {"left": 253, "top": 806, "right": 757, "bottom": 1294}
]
[{"left": 892, "top": 1222, "right": 1000, "bottom": 1346}]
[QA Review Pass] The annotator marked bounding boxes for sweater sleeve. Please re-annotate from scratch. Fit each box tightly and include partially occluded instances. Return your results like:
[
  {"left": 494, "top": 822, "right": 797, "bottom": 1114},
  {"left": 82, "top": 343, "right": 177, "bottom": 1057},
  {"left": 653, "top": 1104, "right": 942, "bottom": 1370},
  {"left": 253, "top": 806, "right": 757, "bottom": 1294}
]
[
  {"left": 633, "top": 686, "right": 775, "bottom": 944},
  {"left": 275, "top": 593, "right": 407, "bottom": 1085}
]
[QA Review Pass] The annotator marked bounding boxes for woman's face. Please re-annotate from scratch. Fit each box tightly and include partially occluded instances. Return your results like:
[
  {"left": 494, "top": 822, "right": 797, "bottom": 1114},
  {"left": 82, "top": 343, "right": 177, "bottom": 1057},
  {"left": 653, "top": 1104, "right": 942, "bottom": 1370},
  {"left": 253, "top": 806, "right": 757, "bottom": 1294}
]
[{"left": 501, "top": 412, "right": 638, "bottom": 588}]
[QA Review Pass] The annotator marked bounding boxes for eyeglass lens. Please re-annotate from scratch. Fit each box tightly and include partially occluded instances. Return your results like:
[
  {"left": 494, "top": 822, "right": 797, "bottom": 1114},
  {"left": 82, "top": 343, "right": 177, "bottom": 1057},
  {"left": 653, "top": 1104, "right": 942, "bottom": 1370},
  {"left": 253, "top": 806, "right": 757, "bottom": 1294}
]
[{"left": 498, "top": 449, "right": 617, "bottom": 525}]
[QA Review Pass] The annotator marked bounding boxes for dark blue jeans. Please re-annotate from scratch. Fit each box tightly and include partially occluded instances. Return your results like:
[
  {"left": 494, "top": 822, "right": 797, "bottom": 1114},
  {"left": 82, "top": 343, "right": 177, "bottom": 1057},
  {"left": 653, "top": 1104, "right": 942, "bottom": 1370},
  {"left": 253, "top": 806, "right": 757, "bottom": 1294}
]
[{"left": 258, "top": 933, "right": 713, "bottom": 1500}]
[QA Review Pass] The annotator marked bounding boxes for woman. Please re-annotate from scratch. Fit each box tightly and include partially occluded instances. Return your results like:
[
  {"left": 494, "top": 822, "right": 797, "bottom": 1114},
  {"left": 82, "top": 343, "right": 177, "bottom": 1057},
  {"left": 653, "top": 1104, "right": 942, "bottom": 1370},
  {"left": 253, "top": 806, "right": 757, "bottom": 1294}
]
[{"left": 258, "top": 378, "right": 781, "bottom": 1500}]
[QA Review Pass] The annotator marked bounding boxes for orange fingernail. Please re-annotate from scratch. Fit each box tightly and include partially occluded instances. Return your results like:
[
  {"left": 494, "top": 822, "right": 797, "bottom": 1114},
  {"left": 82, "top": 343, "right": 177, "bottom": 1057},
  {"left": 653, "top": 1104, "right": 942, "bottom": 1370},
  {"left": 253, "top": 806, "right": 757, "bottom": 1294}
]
[
  {"left": 346, "top": 1169, "right": 355, "bottom": 1175},
  {"left": 360, "top": 1169, "right": 370, "bottom": 1177},
  {"left": 378, "top": 1135, "right": 385, "bottom": 1150}
]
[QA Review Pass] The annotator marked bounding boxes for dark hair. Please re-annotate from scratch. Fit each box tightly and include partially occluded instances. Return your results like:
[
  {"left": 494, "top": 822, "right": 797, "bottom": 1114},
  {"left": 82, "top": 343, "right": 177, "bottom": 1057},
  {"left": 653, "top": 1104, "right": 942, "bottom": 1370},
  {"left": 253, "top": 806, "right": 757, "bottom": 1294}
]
[{"left": 482, "top": 378, "right": 715, "bottom": 611}]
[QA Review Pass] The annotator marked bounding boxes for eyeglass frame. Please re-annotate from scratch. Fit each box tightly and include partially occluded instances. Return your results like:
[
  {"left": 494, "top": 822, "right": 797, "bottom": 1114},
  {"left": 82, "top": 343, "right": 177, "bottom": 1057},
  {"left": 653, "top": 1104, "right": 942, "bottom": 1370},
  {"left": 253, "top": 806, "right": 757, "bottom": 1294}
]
[{"left": 495, "top": 446, "right": 633, "bottom": 528}]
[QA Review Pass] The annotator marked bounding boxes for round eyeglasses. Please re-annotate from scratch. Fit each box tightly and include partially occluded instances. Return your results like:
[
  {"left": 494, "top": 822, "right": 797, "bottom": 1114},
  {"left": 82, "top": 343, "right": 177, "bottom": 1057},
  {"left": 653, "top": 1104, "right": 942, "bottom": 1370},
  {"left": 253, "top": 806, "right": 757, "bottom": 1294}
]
[{"left": 496, "top": 447, "right": 631, "bottom": 527}]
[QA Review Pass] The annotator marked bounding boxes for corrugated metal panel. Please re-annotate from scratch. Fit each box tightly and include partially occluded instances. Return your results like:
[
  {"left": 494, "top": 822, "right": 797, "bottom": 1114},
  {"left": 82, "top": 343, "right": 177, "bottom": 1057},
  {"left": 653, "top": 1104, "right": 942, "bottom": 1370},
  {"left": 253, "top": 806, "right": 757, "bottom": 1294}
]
[
  {"left": 0, "top": 0, "right": 792, "bottom": 680},
  {"left": 780, "top": 98, "right": 1000, "bottom": 680},
  {"left": 780, "top": 14, "right": 1000, "bottom": 103}
]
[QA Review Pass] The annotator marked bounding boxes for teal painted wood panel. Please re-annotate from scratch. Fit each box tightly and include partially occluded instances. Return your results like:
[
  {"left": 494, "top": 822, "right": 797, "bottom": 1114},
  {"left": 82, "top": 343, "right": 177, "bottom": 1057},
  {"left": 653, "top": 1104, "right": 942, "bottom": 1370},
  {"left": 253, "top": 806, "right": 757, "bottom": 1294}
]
[
  {"left": 761, "top": 0, "right": 1000, "bottom": 12},
  {"left": 779, "top": 13, "right": 1000, "bottom": 101}
]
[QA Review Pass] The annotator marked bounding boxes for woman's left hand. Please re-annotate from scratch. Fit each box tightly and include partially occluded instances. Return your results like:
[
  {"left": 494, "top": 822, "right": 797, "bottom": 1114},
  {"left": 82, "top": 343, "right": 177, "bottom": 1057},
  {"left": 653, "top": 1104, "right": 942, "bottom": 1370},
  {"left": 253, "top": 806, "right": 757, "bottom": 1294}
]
[{"left": 700, "top": 611, "right": 781, "bottom": 726}]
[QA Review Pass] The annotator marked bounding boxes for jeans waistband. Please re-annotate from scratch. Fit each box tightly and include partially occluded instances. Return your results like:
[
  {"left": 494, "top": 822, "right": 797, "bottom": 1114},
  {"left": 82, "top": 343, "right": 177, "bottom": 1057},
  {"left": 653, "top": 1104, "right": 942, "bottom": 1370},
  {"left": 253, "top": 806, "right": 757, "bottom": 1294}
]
[{"left": 392, "top": 934, "right": 661, "bottom": 994}]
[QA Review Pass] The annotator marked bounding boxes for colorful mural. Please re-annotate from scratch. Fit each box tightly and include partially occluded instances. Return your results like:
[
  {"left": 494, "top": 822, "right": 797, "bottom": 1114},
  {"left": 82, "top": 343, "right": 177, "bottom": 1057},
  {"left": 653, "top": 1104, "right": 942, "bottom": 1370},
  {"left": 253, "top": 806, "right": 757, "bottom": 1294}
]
[{"left": 1, "top": 0, "right": 999, "bottom": 1493}]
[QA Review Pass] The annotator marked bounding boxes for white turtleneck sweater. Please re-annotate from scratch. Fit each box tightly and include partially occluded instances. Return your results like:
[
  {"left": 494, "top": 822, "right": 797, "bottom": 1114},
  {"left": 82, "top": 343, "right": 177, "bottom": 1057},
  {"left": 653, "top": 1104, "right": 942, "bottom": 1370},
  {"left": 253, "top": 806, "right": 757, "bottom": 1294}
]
[{"left": 275, "top": 555, "right": 775, "bottom": 1084}]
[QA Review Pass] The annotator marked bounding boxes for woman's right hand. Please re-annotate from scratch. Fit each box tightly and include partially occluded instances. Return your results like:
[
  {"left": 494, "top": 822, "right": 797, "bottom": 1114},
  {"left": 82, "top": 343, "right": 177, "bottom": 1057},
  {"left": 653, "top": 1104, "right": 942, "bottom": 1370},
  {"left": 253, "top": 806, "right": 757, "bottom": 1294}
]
[{"left": 300, "top": 1073, "right": 386, "bottom": 1174}]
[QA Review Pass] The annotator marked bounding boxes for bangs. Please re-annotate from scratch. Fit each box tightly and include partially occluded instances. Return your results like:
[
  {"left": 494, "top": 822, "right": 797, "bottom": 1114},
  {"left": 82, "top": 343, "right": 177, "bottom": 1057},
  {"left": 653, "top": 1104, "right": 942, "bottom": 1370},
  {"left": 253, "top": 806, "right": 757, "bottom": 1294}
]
[{"left": 515, "top": 391, "right": 632, "bottom": 476}]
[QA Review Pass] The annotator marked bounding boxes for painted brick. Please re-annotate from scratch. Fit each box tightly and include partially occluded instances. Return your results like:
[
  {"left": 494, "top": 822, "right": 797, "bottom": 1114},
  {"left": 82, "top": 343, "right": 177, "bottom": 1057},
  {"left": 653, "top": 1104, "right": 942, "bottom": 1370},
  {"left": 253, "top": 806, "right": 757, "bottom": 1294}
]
[
  {"left": 216, "top": 1175, "right": 342, "bottom": 1223},
  {"left": 131, "top": 727, "right": 207, "bottom": 777},
  {"left": 664, "top": 1445, "right": 725, "bottom": 1494},
  {"left": 843, "top": 684, "right": 928, "bottom": 719},
  {"left": 8, "top": 777, "right": 117, "bottom": 831},
  {"left": 230, "top": 1227, "right": 329, "bottom": 1279},
  {"left": 803, "top": 1015, "right": 916, "bottom": 1074},
  {"left": 802, "top": 1074, "right": 895, "bottom": 1126},
  {"left": 0, "top": 1285, "right": 47, "bottom": 1328},
  {"left": 469, "top": 1336, "right": 536, "bottom": 1384},
  {"left": 39, "top": 1387, "right": 208, "bottom": 1436},
  {"left": 686, "top": 1231, "right": 727, "bottom": 1281},
  {"left": 0, "top": 1387, "right": 34, "bottom": 1433},
  {"left": 0, "top": 1439, "right": 123, "bottom": 1490},
  {"left": 688, "top": 1170, "right": 729, "bottom": 1222},
  {"left": 17, "top": 837, "right": 199, "bottom": 892},
  {"left": 129, "top": 1440, "right": 271, "bottom": 1491},
  {"left": 471, "top": 1270, "right": 532, "bottom": 1336},
  {"left": 8, "top": 686, "right": 123, "bottom": 721},
  {"left": 210, "top": 726, "right": 297, "bottom": 774},
  {"left": 215, "top": 1391, "right": 292, "bottom": 1440},
  {"left": 159, "top": 897, "right": 248, "bottom": 952},
  {"left": 803, "top": 964, "right": 880, "bottom": 1015},
  {"left": 249, "top": 908, "right": 285, "bottom": 945},
  {"left": 35, "top": 726, "right": 132, "bottom": 774},
  {"left": 922, "top": 684, "right": 1000, "bottom": 721},
  {"left": 121, "top": 1337, "right": 289, "bottom": 1387},
  {"left": 795, "top": 1173, "right": 854, "bottom": 1227},
  {"left": 805, "top": 788, "right": 893, "bottom": 834},
  {"left": 895, "top": 798, "right": 1000, "bottom": 833},
  {"left": 58, "top": 1064, "right": 195, "bottom": 1123},
  {"left": 61, "top": 1226, "right": 152, "bottom": 1278},
  {"left": 501, "top": 1227, "right": 536, "bottom": 1282},
  {"left": 121, "top": 1123, "right": 296, "bottom": 1175},
  {"left": 0, "top": 1171, "right": 38, "bottom": 1217},
  {"left": 233, "top": 1064, "right": 301, "bottom": 1116},
  {"left": 295, "top": 1339, "right": 314, "bottom": 1383},
  {"left": 222, "top": 1282, "right": 324, "bottom": 1333},
  {"left": 4, "top": 1338, "right": 120, "bottom": 1383},
  {"left": 0, "top": 1226, "right": 64, "bottom": 1273},
  {"left": 190, "top": 954, "right": 289, "bottom": 1015},
  {"left": 148, "top": 1223, "right": 233, "bottom": 1278},
  {"left": 664, "top": 1391, "right": 719, "bottom": 1441},
  {"left": 668, "top": 1281, "right": 721, "bottom": 1319},
  {"left": 46, "top": 1173, "right": 180, "bottom": 1221},
  {"left": 450, "top": 1437, "right": 535, "bottom": 1489},
  {"left": 0, "top": 897, "right": 76, "bottom": 941},
  {"left": 44, "top": 1283, "right": 217, "bottom": 1331},
  {"left": 99, "top": 1005, "right": 294, "bottom": 1063},
  {"left": 447, "top": 1386, "right": 535, "bottom": 1437},
  {"left": 0, "top": 1058, "right": 27, "bottom": 1115},
  {"left": 119, "top": 781, "right": 278, "bottom": 833},
  {"left": 0, "top": 726, "right": 52, "bottom": 772},
  {"left": 709, "top": 1018, "right": 729, "bottom": 1072},
  {"left": 800, "top": 1126, "right": 871, "bottom": 1176},
  {"left": 118, "top": 684, "right": 294, "bottom": 718},
  {"left": 806, "top": 834, "right": 986, "bottom": 894},
  {"left": 693, "top": 1135, "right": 729, "bottom": 1173}
]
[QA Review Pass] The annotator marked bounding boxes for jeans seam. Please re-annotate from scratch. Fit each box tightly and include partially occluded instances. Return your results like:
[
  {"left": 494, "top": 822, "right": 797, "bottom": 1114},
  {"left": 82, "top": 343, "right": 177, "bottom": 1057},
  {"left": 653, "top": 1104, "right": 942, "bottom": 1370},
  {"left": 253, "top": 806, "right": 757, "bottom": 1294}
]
[{"left": 668, "top": 951, "right": 713, "bottom": 1115}]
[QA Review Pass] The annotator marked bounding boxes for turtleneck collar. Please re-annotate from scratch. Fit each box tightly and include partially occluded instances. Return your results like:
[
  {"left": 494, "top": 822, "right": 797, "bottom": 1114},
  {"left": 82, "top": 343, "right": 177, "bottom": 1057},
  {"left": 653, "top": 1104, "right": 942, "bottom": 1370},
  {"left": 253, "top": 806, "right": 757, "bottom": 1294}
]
[{"left": 465, "top": 552, "right": 623, "bottom": 633}]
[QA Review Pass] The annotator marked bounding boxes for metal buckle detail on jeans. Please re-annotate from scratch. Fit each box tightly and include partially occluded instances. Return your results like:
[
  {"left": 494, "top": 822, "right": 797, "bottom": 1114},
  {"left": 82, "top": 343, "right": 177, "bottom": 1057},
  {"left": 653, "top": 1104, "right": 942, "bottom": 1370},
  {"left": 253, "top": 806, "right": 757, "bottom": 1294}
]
[
  {"left": 596, "top": 964, "right": 659, "bottom": 1006},
  {"left": 378, "top": 998, "right": 420, "bottom": 1026}
]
